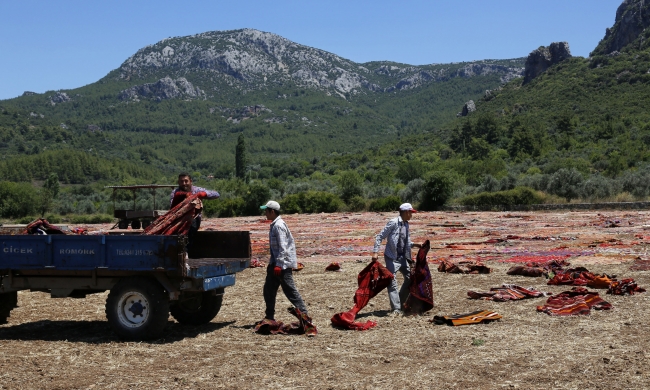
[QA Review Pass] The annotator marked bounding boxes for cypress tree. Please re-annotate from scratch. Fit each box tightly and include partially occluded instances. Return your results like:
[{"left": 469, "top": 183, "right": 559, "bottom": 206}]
[{"left": 235, "top": 133, "right": 248, "bottom": 180}]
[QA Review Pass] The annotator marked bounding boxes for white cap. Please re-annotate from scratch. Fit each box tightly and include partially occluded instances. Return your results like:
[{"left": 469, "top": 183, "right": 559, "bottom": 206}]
[
  {"left": 260, "top": 200, "right": 281, "bottom": 211},
  {"left": 399, "top": 203, "right": 417, "bottom": 212}
]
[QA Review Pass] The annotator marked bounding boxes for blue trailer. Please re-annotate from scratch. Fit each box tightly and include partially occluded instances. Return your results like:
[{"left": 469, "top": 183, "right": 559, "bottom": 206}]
[{"left": 0, "top": 231, "right": 250, "bottom": 340}]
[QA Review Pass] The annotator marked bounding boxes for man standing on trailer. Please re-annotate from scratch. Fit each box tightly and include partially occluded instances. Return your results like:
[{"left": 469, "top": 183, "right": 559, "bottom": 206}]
[
  {"left": 169, "top": 173, "right": 220, "bottom": 253},
  {"left": 371, "top": 203, "right": 422, "bottom": 316}
]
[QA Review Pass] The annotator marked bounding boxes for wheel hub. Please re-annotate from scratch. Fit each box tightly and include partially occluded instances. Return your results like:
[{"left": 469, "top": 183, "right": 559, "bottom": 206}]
[
  {"left": 128, "top": 301, "right": 145, "bottom": 317},
  {"left": 117, "top": 292, "right": 150, "bottom": 328}
]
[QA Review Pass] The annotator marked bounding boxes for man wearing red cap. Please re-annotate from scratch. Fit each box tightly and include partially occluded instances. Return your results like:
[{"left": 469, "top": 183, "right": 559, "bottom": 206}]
[{"left": 371, "top": 203, "right": 421, "bottom": 315}]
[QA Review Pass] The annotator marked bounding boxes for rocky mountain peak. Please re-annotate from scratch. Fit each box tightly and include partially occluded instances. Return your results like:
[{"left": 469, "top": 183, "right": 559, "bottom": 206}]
[
  {"left": 591, "top": 0, "right": 650, "bottom": 56},
  {"left": 522, "top": 42, "right": 571, "bottom": 85},
  {"left": 112, "top": 28, "right": 524, "bottom": 100}
]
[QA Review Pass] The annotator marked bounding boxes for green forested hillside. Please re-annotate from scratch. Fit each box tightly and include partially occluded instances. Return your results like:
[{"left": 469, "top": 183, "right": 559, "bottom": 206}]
[
  {"left": 2, "top": 1, "right": 650, "bottom": 221},
  {"left": 1, "top": 60, "right": 516, "bottom": 180}
]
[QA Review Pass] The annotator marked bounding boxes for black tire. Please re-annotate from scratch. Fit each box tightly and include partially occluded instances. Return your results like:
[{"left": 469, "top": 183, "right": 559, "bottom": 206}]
[
  {"left": 170, "top": 291, "right": 223, "bottom": 326},
  {"left": 141, "top": 219, "right": 151, "bottom": 229},
  {"left": 131, "top": 220, "right": 141, "bottom": 229},
  {"left": 105, "top": 277, "right": 169, "bottom": 340},
  {"left": 118, "top": 220, "right": 129, "bottom": 229},
  {"left": 0, "top": 292, "right": 18, "bottom": 325}
]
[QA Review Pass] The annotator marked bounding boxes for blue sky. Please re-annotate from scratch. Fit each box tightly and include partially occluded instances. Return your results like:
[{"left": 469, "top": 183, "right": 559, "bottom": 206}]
[{"left": 0, "top": 0, "right": 621, "bottom": 100}]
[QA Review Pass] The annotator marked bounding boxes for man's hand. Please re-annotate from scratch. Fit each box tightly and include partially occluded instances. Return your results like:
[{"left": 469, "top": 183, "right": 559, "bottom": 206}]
[
  {"left": 273, "top": 266, "right": 282, "bottom": 277},
  {"left": 196, "top": 191, "right": 208, "bottom": 198},
  {"left": 371, "top": 254, "right": 378, "bottom": 262}
]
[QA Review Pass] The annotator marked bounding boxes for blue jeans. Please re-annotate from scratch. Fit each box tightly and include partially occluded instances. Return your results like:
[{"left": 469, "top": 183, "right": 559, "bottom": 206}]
[{"left": 384, "top": 255, "right": 412, "bottom": 311}]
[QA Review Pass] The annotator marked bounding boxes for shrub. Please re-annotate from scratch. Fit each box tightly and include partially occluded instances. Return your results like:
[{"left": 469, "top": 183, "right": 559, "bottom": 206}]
[
  {"left": 68, "top": 214, "right": 114, "bottom": 224},
  {"left": 0, "top": 181, "right": 39, "bottom": 218},
  {"left": 419, "top": 171, "right": 454, "bottom": 211},
  {"left": 205, "top": 197, "right": 245, "bottom": 218},
  {"left": 459, "top": 187, "right": 545, "bottom": 207},
  {"left": 75, "top": 199, "right": 97, "bottom": 214},
  {"left": 620, "top": 167, "right": 650, "bottom": 199},
  {"left": 369, "top": 195, "right": 402, "bottom": 212},
  {"left": 44, "top": 214, "right": 62, "bottom": 224},
  {"left": 579, "top": 174, "right": 615, "bottom": 201},
  {"left": 547, "top": 168, "right": 584, "bottom": 202},
  {"left": 17, "top": 216, "right": 37, "bottom": 224},
  {"left": 396, "top": 159, "right": 426, "bottom": 183},
  {"left": 242, "top": 183, "right": 271, "bottom": 216},
  {"left": 282, "top": 191, "right": 343, "bottom": 214},
  {"left": 399, "top": 178, "right": 425, "bottom": 203},
  {"left": 338, "top": 171, "right": 363, "bottom": 202},
  {"left": 346, "top": 195, "right": 367, "bottom": 212},
  {"left": 476, "top": 175, "right": 500, "bottom": 193},
  {"left": 518, "top": 173, "right": 550, "bottom": 191}
]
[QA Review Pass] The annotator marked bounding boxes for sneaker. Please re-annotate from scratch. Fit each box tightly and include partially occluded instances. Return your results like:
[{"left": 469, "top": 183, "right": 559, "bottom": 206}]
[{"left": 391, "top": 310, "right": 403, "bottom": 317}]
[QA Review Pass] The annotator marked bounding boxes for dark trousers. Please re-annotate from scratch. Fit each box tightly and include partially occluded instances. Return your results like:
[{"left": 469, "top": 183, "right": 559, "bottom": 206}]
[
  {"left": 187, "top": 217, "right": 201, "bottom": 258},
  {"left": 263, "top": 265, "right": 308, "bottom": 319}
]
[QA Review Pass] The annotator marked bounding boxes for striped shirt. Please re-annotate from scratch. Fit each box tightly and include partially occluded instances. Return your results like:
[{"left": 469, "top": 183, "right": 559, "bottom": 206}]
[
  {"left": 269, "top": 216, "right": 298, "bottom": 269},
  {"left": 373, "top": 216, "right": 413, "bottom": 261}
]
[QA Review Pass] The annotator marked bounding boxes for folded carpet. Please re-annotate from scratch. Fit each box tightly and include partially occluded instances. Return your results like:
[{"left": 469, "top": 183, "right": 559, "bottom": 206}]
[{"left": 432, "top": 310, "right": 502, "bottom": 326}]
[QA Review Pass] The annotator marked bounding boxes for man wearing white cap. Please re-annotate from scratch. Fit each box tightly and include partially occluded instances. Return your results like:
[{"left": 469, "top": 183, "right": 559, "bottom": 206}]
[
  {"left": 371, "top": 203, "right": 422, "bottom": 315},
  {"left": 260, "top": 200, "right": 309, "bottom": 321}
]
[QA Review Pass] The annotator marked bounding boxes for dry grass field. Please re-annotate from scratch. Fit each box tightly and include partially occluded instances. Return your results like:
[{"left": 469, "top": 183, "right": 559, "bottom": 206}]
[{"left": 1, "top": 210, "right": 649, "bottom": 389}]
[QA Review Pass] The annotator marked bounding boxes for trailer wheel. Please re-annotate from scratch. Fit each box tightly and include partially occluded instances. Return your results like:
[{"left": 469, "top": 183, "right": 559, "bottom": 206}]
[
  {"left": 105, "top": 278, "right": 169, "bottom": 340},
  {"left": 118, "top": 220, "right": 129, "bottom": 229},
  {"left": 170, "top": 291, "right": 223, "bottom": 326},
  {"left": 131, "top": 220, "right": 141, "bottom": 229},
  {"left": 0, "top": 292, "right": 18, "bottom": 325}
]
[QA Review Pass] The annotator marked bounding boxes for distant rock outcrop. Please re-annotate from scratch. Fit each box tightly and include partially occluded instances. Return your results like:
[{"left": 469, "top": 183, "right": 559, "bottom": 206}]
[
  {"left": 119, "top": 77, "right": 205, "bottom": 101},
  {"left": 22, "top": 91, "right": 36, "bottom": 96},
  {"left": 522, "top": 42, "right": 572, "bottom": 85},
  {"left": 49, "top": 92, "right": 71, "bottom": 105},
  {"left": 457, "top": 100, "right": 476, "bottom": 117},
  {"left": 591, "top": 0, "right": 650, "bottom": 56}
]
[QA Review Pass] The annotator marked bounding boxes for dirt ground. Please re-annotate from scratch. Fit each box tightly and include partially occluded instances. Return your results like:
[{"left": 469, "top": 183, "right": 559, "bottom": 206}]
[{"left": 1, "top": 210, "right": 649, "bottom": 389}]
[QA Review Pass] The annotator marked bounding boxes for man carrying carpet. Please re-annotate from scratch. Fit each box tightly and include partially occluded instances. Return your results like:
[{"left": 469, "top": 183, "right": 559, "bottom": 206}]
[
  {"left": 372, "top": 203, "right": 421, "bottom": 315},
  {"left": 260, "top": 200, "right": 311, "bottom": 323}
]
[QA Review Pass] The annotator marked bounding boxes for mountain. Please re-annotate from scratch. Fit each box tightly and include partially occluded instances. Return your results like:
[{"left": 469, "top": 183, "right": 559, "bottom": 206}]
[
  {"left": 112, "top": 29, "right": 523, "bottom": 99},
  {"left": 591, "top": 0, "right": 650, "bottom": 56},
  {"left": 1, "top": 29, "right": 523, "bottom": 181}
]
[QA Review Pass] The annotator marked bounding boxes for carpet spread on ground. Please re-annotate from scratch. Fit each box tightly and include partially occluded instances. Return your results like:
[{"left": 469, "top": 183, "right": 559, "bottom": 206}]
[
  {"left": 468, "top": 285, "right": 552, "bottom": 301},
  {"left": 254, "top": 307, "right": 317, "bottom": 337},
  {"left": 536, "top": 287, "right": 613, "bottom": 316}
]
